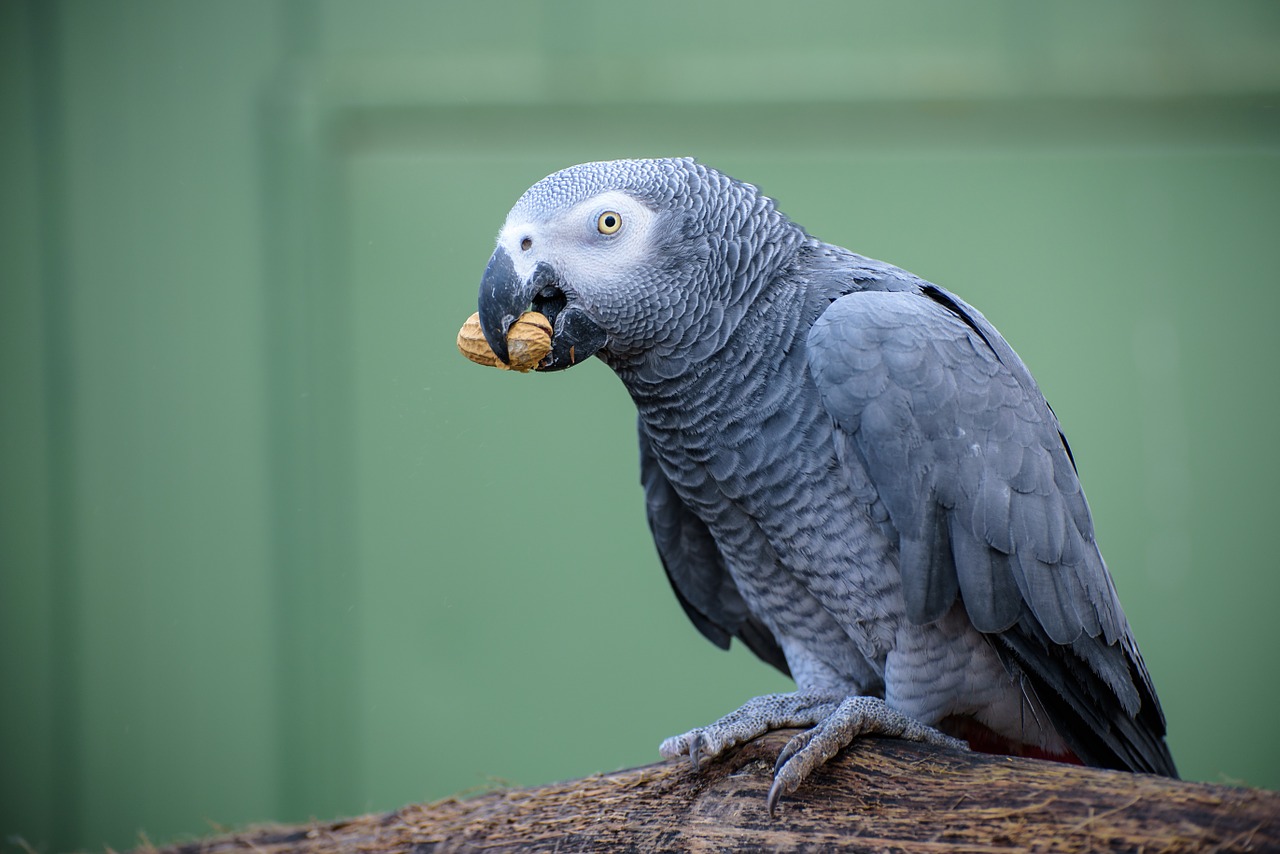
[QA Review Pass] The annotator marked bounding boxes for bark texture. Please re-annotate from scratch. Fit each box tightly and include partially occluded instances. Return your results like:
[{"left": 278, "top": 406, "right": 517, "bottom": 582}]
[{"left": 150, "top": 731, "right": 1278, "bottom": 853}]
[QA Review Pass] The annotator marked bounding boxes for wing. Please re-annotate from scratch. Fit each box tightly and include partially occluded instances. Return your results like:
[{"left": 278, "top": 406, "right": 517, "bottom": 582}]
[
  {"left": 638, "top": 422, "right": 790, "bottom": 676},
  {"left": 807, "top": 282, "right": 1175, "bottom": 776}
]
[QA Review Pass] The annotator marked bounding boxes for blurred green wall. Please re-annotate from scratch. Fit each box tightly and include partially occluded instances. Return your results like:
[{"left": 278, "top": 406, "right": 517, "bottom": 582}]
[{"left": 2, "top": 1, "right": 1278, "bottom": 849}]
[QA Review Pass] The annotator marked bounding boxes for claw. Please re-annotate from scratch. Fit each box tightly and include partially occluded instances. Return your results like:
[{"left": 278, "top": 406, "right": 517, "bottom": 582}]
[
  {"left": 765, "top": 696, "right": 968, "bottom": 816},
  {"left": 766, "top": 777, "right": 786, "bottom": 817},
  {"left": 689, "top": 731, "right": 703, "bottom": 772},
  {"left": 658, "top": 691, "right": 850, "bottom": 809}
]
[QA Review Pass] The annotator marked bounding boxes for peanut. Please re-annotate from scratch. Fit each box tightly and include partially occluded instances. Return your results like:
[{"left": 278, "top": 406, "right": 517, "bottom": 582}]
[{"left": 456, "top": 311, "right": 552, "bottom": 373}]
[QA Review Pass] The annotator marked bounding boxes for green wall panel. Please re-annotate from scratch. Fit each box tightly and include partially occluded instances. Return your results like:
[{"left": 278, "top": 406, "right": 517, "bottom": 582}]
[
  {"left": 1, "top": 0, "right": 58, "bottom": 844},
  {"left": 3, "top": 1, "right": 284, "bottom": 849}
]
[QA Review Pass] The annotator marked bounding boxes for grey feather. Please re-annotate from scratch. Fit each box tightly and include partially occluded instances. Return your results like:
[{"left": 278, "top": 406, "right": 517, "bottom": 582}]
[
  {"left": 807, "top": 278, "right": 1173, "bottom": 774},
  {"left": 808, "top": 286, "right": 1123, "bottom": 638},
  {"left": 638, "top": 422, "right": 790, "bottom": 676}
]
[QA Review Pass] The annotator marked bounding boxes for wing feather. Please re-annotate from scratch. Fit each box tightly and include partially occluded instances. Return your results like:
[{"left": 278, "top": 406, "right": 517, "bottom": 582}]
[
  {"left": 807, "top": 281, "right": 1175, "bottom": 776},
  {"left": 638, "top": 423, "right": 790, "bottom": 676}
]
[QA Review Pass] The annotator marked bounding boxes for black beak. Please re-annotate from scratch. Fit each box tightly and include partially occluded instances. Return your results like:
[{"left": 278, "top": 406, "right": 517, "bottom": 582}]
[
  {"left": 477, "top": 246, "right": 607, "bottom": 372},
  {"left": 477, "top": 246, "right": 524, "bottom": 365}
]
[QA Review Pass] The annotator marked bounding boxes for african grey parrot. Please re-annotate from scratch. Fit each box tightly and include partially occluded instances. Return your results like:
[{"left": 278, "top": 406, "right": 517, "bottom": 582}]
[{"left": 474, "top": 158, "right": 1176, "bottom": 809}]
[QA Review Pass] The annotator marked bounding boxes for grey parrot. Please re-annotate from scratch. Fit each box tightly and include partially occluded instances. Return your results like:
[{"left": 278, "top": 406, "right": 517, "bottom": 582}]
[{"left": 474, "top": 158, "right": 1177, "bottom": 809}]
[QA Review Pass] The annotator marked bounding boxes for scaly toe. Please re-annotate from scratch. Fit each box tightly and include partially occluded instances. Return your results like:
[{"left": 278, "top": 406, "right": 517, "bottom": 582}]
[
  {"left": 769, "top": 722, "right": 853, "bottom": 813},
  {"left": 773, "top": 727, "right": 816, "bottom": 776},
  {"left": 916, "top": 724, "right": 969, "bottom": 752},
  {"left": 658, "top": 734, "right": 684, "bottom": 760},
  {"left": 767, "top": 750, "right": 814, "bottom": 817},
  {"left": 659, "top": 691, "right": 847, "bottom": 783}
]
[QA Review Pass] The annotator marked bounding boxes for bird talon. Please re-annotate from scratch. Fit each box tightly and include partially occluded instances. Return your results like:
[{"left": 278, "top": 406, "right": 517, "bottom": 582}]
[
  {"left": 766, "top": 777, "right": 786, "bottom": 817},
  {"left": 767, "top": 748, "right": 817, "bottom": 817},
  {"left": 688, "top": 731, "right": 703, "bottom": 772}
]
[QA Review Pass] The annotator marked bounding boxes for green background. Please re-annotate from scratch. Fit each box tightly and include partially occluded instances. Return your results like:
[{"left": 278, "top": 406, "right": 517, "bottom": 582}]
[{"left": 3, "top": 1, "right": 1278, "bottom": 850}]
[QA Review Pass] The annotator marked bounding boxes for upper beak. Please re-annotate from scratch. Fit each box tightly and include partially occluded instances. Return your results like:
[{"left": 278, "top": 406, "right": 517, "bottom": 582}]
[{"left": 477, "top": 246, "right": 607, "bottom": 372}]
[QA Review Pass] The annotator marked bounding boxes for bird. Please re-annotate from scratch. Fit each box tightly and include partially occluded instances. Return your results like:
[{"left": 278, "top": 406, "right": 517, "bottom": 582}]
[{"left": 473, "top": 157, "right": 1177, "bottom": 811}]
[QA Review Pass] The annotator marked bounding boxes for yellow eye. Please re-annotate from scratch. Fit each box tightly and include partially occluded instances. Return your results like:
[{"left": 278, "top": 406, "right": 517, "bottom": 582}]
[{"left": 597, "top": 211, "right": 622, "bottom": 235}]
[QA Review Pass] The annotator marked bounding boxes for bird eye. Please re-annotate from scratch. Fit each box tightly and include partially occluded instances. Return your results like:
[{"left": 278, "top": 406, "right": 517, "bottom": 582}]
[{"left": 597, "top": 211, "right": 622, "bottom": 235}]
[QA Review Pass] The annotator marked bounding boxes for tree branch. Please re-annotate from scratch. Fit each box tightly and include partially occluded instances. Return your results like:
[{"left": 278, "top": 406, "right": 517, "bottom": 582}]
[{"left": 152, "top": 732, "right": 1278, "bottom": 853}]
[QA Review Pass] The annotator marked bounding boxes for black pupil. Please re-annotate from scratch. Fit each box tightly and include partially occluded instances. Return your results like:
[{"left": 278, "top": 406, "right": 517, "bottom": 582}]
[{"left": 603, "top": 215, "right": 616, "bottom": 229}]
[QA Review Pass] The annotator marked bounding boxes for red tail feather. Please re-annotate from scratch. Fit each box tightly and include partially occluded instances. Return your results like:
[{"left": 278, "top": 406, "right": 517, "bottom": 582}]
[{"left": 940, "top": 716, "right": 1085, "bottom": 766}]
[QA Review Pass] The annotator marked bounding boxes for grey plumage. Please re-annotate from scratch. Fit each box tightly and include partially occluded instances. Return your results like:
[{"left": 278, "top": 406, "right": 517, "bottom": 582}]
[{"left": 474, "top": 157, "right": 1176, "bottom": 794}]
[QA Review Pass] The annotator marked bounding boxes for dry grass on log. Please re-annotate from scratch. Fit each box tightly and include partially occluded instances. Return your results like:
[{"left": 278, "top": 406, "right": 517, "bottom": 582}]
[{"left": 150, "top": 730, "right": 1279, "bottom": 853}]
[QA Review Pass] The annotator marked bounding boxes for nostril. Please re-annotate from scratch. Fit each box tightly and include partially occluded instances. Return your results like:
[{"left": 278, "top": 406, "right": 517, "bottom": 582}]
[{"left": 520, "top": 237, "right": 532, "bottom": 251}]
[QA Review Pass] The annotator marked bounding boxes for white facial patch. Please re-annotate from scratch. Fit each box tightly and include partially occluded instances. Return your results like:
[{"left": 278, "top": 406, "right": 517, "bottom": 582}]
[{"left": 498, "top": 190, "right": 657, "bottom": 287}]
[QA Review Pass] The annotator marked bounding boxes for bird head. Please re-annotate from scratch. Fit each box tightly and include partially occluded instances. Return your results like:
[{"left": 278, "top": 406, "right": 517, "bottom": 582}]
[{"left": 476, "top": 158, "right": 805, "bottom": 376}]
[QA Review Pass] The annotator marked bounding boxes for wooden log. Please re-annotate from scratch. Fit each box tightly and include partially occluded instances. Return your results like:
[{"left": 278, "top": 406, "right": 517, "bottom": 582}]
[{"left": 152, "top": 731, "right": 1278, "bottom": 853}]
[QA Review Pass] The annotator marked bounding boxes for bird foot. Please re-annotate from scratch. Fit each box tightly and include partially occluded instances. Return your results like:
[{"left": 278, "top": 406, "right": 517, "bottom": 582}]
[
  {"left": 659, "top": 691, "right": 842, "bottom": 771},
  {"left": 660, "top": 693, "right": 968, "bottom": 815},
  {"left": 766, "top": 696, "right": 969, "bottom": 814}
]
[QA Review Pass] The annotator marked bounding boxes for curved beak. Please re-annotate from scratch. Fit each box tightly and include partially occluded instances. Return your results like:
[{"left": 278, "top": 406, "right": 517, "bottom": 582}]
[
  {"left": 477, "top": 247, "right": 523, "bottom": 365},
  {"left": 477, "top": 246, "right": 607, "bottom": 372}
]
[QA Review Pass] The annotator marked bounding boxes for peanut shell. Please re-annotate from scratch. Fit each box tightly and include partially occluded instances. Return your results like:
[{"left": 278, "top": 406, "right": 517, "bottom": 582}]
[{"left": 456, "top": 311, "right": 552, "bottom": 373}]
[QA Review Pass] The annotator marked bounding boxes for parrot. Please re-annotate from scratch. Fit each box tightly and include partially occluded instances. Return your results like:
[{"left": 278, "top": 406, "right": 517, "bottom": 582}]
[{"left": 472, "top": 157, "right": 1177, "bottom": 811}]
